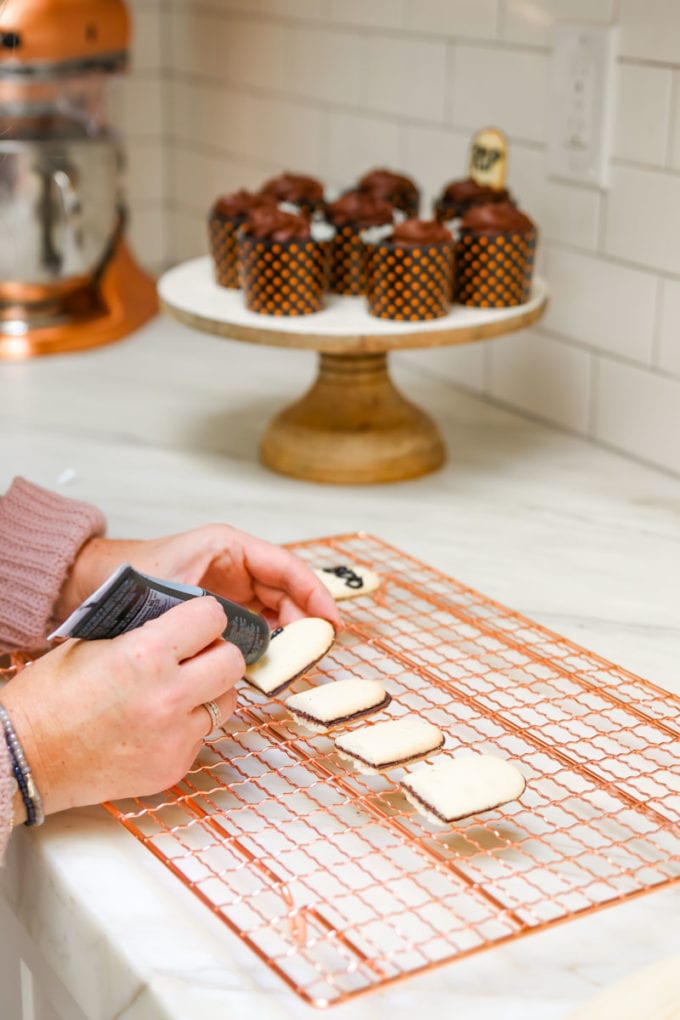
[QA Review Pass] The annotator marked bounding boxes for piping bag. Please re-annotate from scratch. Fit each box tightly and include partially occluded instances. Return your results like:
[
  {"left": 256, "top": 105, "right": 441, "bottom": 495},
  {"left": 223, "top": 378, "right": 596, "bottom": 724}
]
[{"left": 48, "top": 564, "right": 270, "bottom": 665}]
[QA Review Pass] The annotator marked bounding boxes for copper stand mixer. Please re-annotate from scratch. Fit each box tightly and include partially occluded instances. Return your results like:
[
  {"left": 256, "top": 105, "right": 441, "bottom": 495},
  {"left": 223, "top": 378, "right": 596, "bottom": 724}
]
[{"left": 0, "top": 0, "right": 157, "bottom": 358}]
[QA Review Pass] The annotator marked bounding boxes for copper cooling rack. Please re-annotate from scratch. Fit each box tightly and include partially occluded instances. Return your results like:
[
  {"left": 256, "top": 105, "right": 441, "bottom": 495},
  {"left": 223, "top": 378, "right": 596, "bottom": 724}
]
[{"left": 104, "top": 533, "right": 680, "bottom": 1007}]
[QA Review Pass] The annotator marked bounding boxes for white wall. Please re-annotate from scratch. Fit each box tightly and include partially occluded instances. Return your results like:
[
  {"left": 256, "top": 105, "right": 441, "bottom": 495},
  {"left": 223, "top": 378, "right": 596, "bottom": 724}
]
[{"left": 115, "top": 0, "right": 680, "bottom": 478}]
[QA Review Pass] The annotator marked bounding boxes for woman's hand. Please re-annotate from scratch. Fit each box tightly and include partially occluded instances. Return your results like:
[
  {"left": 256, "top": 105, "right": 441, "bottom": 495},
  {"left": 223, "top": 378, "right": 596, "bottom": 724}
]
[
  {"left": 55, "top": 525, "right": 342, "bottom": 632},
  {"left": 2, "top": 597, "right": 241, "bottom": 819}
]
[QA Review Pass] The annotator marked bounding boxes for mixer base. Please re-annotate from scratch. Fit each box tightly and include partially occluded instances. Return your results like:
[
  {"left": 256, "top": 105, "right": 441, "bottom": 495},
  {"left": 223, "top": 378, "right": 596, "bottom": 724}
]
[{"left": 0, "top": 240, "right": 158, "bottom": 359}]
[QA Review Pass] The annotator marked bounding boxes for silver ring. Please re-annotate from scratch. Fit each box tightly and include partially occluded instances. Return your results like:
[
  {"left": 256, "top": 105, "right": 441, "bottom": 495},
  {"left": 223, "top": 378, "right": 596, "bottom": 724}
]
[{"left": 202, "top": 699, "right": 222, "bottom": 733}]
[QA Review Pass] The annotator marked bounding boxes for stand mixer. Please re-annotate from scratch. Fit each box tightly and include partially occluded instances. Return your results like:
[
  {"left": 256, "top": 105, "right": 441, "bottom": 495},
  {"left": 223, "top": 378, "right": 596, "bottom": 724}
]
[{"left": 0, "top": 0, "right": 157, "bottom": 358}]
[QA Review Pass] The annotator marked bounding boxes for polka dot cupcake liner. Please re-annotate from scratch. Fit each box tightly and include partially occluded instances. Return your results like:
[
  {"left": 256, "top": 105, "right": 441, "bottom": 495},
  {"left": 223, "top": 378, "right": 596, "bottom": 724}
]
[
  {"left": 455, "top": 229, "right": 536, "bottom": 307},
  {"left": 329, "top": 226, "right": 369, "bottom": 296},
  {"left": 238, "top": 233, "right": 330, "bottom": 316},
  {"left": 208, "top": 212, "right": 240, "bottom": 289},
  {"left": 366, "top": 240, "right": 454, "bottom": 321}
]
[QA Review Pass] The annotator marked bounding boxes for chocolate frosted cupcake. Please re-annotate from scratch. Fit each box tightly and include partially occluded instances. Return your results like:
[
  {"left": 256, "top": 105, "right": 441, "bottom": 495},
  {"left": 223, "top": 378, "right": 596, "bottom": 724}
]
[
  {"left": 366, "top": 218, "right": 454, "bottom": 321},
  {"left": 237, "top": 206, "right": 331, "bottom": 316},
  {"left": 357, "top": 168, "right": 420, "bottom": 218},
  {"left": 455, "top": 202, "right": 537, "bottom": 307},
  {"left": 326, "top": 190, "right": 394, "bottom": 296},
  {"left": 433, "top": 176, "right": 512, "bottom": 223},
  {"left": 208, "top": 189, "right": 277, "bottom": 288},
  {"left": 259, "top": 171, "right": 325, "bottom": 216}
]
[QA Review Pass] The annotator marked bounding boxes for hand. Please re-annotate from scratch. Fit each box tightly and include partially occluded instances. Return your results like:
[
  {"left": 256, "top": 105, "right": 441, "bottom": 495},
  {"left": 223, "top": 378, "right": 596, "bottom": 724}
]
[
  {"left": 56, "top": 525, "right": 342, "bottom": 632},
  {"left": 2, "top": 597, "right": 242, "bottom": 819}
]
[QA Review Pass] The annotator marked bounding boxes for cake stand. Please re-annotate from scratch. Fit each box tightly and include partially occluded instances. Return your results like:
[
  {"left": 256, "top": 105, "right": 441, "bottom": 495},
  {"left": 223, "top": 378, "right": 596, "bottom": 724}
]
[{"left": 158, "top": 256, "right": 548, "bottom": 484}]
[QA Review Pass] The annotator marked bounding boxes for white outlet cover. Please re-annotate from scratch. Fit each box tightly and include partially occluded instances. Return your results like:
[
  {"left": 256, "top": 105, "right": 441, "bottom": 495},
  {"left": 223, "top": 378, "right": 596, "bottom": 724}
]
[{"left": 547, "top": 23, "right": 618, "bottom": 189}]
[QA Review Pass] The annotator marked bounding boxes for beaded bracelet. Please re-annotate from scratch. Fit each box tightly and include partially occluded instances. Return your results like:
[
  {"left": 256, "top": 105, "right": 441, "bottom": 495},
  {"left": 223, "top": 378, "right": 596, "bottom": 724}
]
[{"left": 0, "top": 703, "right": 44, "bottom": 827}]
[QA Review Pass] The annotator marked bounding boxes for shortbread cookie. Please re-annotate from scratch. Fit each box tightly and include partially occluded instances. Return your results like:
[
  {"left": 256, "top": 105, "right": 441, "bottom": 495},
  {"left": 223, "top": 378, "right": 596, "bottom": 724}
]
[
  {"left": 286, "top": 678, "right": 390, "bottom": 733},
  {"left": 401, "top": 754, "right": 526, "bottom": 825},
  {"left": 314, "top": 564, "right": 381, "bottom": 601},
  {"left": 243, "top": 617, "right": 335, "bottom": 696},
  {"left": 335, "top": 717, "right": 444, "bottom": 773}
]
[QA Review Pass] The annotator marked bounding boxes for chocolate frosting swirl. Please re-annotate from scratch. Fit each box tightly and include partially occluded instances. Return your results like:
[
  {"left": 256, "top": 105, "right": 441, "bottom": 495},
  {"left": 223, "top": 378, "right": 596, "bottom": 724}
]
[
  {"left": 260, "top": 172, "right": 324, "bottom": 205},
  {"left": 327, "top": 190, "right": 394, "bottom": 229},
  {"left": 241, "top": 206, "right": 312, "bottom": 242},
  {"left": 440, "top": 176, "right": 510, "bottom": 208},
  {"left": 212, "top": 189, "right": 277, "bottom": 221},
  {"left": 390, "top": 218, "right": 453, "bottom": 245},
  {"left": 357, "top": 168, "right": 419, "bottom": 206},
  {"left": 460, "top": 201, "right": 535, "bottom": 235}
]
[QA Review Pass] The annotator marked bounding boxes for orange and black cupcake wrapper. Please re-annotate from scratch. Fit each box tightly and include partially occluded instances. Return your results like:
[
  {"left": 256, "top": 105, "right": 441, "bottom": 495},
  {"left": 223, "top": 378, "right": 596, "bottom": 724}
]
[
  {"left": 455, "top": 229, "right": 536, "bottom": 308},
  {"left": 329, "top": 225, "right": 369, "bottom": 296},
  {"left": 366, "top": 240, "right": 454, "bottom": 321},
  {"left": 238, "top": 233, "right": 330, "bottom": 316},
  {"left": 208, "top": 212, "right": 240, "bottom": 289}
]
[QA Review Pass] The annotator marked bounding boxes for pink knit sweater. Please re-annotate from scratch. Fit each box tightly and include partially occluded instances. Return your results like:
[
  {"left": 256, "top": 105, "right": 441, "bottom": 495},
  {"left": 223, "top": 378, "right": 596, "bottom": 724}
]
[{"left": 0, "top": 477, "right": 106, "bottom": 858}]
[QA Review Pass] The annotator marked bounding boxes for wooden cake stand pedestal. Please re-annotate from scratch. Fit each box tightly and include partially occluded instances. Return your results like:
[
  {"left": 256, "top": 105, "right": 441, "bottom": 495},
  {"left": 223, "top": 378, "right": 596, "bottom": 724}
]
[{"left": 159, "top": 257, "right": 548, "bottom": 484}]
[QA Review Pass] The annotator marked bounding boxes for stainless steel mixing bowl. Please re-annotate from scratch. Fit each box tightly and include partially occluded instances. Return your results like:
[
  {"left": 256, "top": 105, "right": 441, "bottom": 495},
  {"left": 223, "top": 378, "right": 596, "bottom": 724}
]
[{"left": 0, "top": 128, "right": 123, "bottom": 299}]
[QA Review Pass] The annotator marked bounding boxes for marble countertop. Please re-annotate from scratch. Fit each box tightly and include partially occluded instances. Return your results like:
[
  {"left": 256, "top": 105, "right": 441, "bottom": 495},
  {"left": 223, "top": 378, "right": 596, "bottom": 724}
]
[{"left": 1, "top": 312, "right": 679, "bottom": 1019}]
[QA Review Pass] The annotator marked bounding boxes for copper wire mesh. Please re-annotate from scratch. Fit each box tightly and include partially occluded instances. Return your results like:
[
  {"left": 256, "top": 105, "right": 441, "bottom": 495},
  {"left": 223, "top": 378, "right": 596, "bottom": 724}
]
[{"left": 104, "top": 533, "right": 680, "bottom": 1008}]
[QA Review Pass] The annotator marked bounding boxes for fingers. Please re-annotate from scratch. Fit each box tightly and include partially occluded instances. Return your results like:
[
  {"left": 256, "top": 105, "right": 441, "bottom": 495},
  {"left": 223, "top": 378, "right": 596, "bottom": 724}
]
[
  {"left": 129, "top": 597, "right": 228, "bottom": 662},
  {"left": 253, "top": 576, "right": 343, "bottom": 631},
  {"left": 193, "top": 687, "right": 237, "bottom": 738},
  {"left": 179, "top": 638, "right": 245, "bottom": 705}
]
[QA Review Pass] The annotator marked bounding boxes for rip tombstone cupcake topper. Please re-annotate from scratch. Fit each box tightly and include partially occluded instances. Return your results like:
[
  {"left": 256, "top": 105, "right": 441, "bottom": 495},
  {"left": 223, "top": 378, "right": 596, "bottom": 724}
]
[{"left": 433, "top": 126, "right": 513, "bottom": 223}]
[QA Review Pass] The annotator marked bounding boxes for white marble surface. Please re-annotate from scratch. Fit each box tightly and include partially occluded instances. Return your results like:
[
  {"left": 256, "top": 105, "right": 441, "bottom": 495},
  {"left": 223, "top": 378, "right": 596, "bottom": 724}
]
[
  {"left": 1, "top": 312, "right": 679, "bottom": 1019},
  {"left": 158, "top": 256, "right": 548, "bottom": 345}
]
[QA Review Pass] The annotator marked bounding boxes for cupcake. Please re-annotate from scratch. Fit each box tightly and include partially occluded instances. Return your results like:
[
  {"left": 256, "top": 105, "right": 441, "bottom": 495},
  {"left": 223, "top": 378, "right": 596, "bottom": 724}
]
[
  {"left": 259, "top": 171, "right": 325, "bottom": 216},
  {"left": 208, "top": 189, "right": 277, "bottom": 288},
  {"left": 455, "top": 202, "right": 537, "bottom": 308},
  {"left": 433, "top": 176, "right": 513, "bottom": 223},
  {"left": 325, "top": 190, "right": 394, "bottom": 295},
  {"left": 357, "top": 168, "right": 420, "bottom": 218},
  {"left": 237, "top": 206, "right": 332, "bottom": 316},
  {"left": 365, "top": 218, "right": 454, "bottom": 321}
]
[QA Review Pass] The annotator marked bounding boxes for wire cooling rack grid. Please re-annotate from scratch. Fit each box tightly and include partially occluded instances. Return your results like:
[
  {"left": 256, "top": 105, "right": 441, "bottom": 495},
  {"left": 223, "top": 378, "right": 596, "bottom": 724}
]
[{"left": 104, "top": 533, "right": 680, "bottom": 1007}]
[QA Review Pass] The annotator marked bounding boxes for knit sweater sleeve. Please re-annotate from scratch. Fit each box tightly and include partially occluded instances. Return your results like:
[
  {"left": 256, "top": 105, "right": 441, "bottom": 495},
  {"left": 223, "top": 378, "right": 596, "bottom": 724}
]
[{"left": 0, "top": 477, "right": 106, "bottom": 653}]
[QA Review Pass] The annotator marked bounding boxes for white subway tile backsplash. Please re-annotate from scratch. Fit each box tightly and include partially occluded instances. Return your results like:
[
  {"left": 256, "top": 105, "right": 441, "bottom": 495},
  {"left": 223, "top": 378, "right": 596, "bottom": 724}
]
[
  {"left": 363, "top": 36, "right": 448, "bottom": 122},
  {"left": 450, "top": 45, "right": 548, "bottom": 143},
  {"left": 542, "top": 246, "right": 657, "bottom": 364},
  {"left": 510, "top": 146, "right": 601, "bottom": 250},
  {"left": 614, "top": 64, "right": 672, "bottom": 167},
  {"left": 129, "top": 7, "right": 162, "bottom": 72},
  {"left": 128, "top": 205, "right": 167, "bottom": 269},
  {"left": 110, "top": 76, "right": 164, "bottom": 139},
  {"left": 503, "top": 0, "right": 615, "bottom": 47},
  {"left": 327, "top": 113, "right": 402, "bottom": 188},
  {"left": 669, "top": 72, "right": 680, "bottom": 170},
  {"left": 402, "top": 343, "right": 486, "bottom": 392},
  {"left": 283, "top": 27, "right": 365, "bottom": 106},
  {"left": 619, "top": 0, "right": 680, "bottom": 65},
  {"left": 487, "top": 328, "right": 592, "bottom": 433},
  {"left": 169, "top": 208, "right": 208, "bottom": 264},
  {"left": 594, "top": 357, "right": 680, "bottom": 475},
  {"left": 260, "top": 0, "right": 327, "bottom": 19},
  {"left": 329, "top": 0, "right": 408, "bottom": 31},
  {"left": 123, "top": 142, "right": 165, "bottom": 205},
  {"left": 402, "top": 124, "right": 469, "bottom": 211},
  {"left": 406, "top": 0, "right": 500, "bottom": 40},
  {"left": 604, "top": 165, "right": 680, "bottom": 275},
  {"left": 169, "top": 147, "right": 264, "bottom": 212},
  {"left": 657, "top": 278, "right": 680, "bottom": 377}
]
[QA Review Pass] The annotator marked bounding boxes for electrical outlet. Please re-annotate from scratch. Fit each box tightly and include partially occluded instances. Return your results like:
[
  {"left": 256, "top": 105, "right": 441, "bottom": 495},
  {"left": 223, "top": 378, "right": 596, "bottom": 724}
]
[{"left": 547, "top": 23, "right": 618, "bottom": 189}]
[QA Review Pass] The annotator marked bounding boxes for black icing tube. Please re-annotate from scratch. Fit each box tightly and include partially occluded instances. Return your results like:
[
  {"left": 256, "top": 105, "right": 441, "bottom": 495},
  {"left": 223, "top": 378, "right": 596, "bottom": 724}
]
[{"left": 48, "top": 564, "right": 270, "bottom": 665}]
